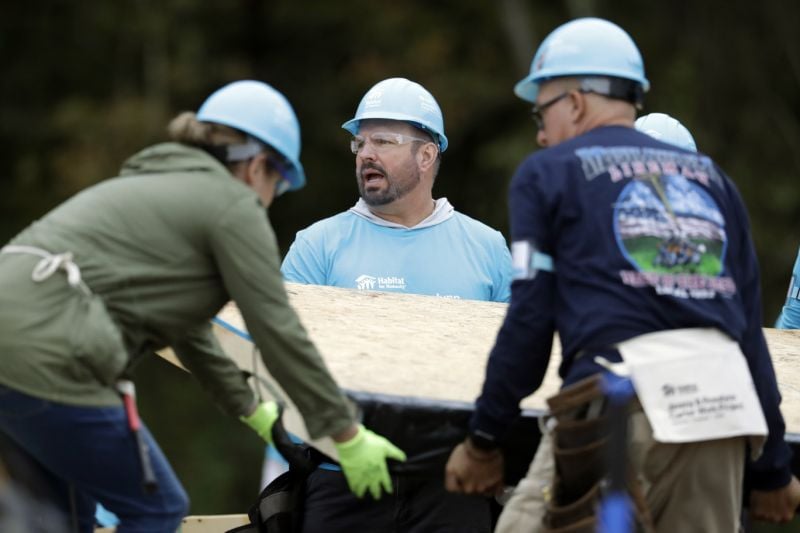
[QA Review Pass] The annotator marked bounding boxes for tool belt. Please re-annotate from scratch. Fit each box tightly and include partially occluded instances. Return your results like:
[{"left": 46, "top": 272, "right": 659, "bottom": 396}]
[{"left": 541, "top": 375, "right": 654, "bottom": 533}]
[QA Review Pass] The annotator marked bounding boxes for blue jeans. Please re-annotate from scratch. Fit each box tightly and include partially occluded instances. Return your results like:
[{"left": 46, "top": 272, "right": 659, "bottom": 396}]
[{"left": 0, "top": 383, "right": 188, "bottom": 532}]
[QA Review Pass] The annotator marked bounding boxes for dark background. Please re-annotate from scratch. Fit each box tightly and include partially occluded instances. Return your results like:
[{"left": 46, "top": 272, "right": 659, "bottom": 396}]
[{"left": 1, "top": 0, "right": 798, "bottom": 514}]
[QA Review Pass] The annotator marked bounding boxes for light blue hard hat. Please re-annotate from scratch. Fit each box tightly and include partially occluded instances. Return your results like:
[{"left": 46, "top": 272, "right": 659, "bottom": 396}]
[
  {"left": 635, "top": 113, "right": 697, "bottom": 152},
  {"left": 514, "top": 17, "right": 650, "bottom": 104},
  {"left": 342, "top": 77, "right": 449, "bottom": 152},
  {"left": 197, "top": 80, "right": 306, "bottom": 191}
]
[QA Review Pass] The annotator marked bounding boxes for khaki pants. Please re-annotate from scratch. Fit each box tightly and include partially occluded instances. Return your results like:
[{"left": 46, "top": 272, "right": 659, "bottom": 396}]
[
  {"left": 495, "top": 425, "right": 554, "bottom": 533},
  {"left": 496, "top": 412, "right": 745, "bottom": 533}
]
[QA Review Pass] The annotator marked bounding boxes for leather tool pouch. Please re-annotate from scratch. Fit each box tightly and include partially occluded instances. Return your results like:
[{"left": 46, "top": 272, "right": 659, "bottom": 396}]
[{"left": 541, "top": 375, "right": 654, "bottom": 533}]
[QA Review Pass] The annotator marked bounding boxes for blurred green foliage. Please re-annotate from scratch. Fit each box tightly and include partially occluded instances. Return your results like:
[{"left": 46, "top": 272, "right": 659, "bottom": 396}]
[{"left": 1, "top": 0, "right": 798, "bottom": 514}]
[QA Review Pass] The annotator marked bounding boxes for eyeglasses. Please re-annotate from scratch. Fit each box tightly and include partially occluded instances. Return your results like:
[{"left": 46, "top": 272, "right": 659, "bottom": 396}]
[
  {"left": 531, "top": 91, "right": 571, "bottom": 129},
  {"left": 350, "top": 132, "right": 431, "bottom": 155}
]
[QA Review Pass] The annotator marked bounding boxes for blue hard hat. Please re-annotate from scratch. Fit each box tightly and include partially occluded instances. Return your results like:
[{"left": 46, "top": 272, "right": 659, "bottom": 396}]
[
  {"left": 635, "top": 113, "right": 697, "bottom": 152},
  {"left": 197, "top": 80, "right": 306, "bottom": 191},
  {"left": 342, "top": 78, "right": 449, "bottom": 152},
  {"left": 515, "top": 18, "right": 650, "bottom": 103}
]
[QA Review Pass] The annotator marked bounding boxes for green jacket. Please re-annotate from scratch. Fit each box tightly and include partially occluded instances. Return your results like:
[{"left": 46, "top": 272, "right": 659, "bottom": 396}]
[{"left": 0, "top": 143, "right": 353, "bottom": 439}]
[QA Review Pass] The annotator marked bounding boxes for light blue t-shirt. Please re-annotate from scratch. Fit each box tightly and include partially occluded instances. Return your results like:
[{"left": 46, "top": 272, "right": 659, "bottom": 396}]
[
  {"left": 263, "top": 199, "right": 512, "bottom": 483},
  {"left": 775, "top": 246, "right": 800, "bottom": 329},
  {"left": 281, "top": 199, "right": 512, "bottom": 303}
]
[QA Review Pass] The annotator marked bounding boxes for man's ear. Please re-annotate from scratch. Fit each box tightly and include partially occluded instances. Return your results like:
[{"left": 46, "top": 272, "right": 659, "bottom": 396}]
[
  {"left": 570, "top": 90, "right": 587, "bottom": 123},
  {"left": 417, "top": 142, "right": 439, "bottom": 172}
]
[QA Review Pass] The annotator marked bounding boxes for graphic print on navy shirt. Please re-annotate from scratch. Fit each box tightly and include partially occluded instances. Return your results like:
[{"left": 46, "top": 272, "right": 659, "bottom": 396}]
[{"left": 575, "top": 146, "right": 736, "bottom": 300}]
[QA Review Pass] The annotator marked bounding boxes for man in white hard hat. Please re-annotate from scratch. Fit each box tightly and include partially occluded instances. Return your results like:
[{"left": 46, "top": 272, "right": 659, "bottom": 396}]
[
  {"left": 444, "top": 17, "right": 800, "bottom": 532},
  {"left": 282, "top": 77, "right": 511, "bottom": 302},
  {"left": 279, "top": 77, "right": 512, "bottom": 532}
]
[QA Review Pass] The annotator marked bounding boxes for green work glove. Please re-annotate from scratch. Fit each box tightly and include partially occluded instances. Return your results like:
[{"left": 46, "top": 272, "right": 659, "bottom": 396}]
[
  {"left": 334, "top": 425, "right": 407, "bottom": 499},
  {"left": 240, "top": 401, "right": 280, "bottom": 445}
]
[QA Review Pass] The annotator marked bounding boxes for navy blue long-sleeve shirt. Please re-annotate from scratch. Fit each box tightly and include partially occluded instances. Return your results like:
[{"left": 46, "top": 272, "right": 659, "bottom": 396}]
[{"left": 471, "top": 125, "right": 792, "bottom": 490}]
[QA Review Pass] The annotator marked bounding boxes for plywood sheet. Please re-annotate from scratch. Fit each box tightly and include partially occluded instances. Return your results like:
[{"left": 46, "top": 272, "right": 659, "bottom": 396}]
[{"left": 159, "top": 283, "right": 800, "bottom": 450}]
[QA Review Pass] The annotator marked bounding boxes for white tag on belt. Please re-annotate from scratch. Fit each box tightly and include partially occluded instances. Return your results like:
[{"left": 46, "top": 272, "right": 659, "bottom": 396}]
[{"left": 617, "top": 328, "right": 768, "bottom": 444}]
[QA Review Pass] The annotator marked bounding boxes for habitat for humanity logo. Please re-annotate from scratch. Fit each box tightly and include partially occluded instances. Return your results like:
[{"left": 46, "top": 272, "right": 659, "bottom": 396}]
[
  {"left": 355, "top": 274, "right": 406, "bottom": 291},
  {"left": 661, "top": 382, "right": 698, "bottom": 397}
]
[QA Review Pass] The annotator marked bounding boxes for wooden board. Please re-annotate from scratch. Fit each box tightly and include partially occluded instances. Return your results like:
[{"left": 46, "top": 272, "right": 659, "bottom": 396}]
[
  {"left": 159, "top": 282, "right": 800, "bottom": 456},
  {"left": 95, "top": 514, "right": 249, "bottom": 533}
]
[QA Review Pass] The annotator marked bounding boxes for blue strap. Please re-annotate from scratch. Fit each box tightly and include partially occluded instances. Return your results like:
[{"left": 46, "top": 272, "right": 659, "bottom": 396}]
[
  {"left": 532, "top": 251, "right": 554, "bottom": 273},
  {"left": 287, "top": 433, "right": 341, "bottom": 472}
]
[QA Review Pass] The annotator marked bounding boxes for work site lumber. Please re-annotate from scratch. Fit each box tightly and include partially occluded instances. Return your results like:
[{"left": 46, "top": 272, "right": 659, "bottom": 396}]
[{"left": 264, "top": 283, "right": 800, "bottom": 434}]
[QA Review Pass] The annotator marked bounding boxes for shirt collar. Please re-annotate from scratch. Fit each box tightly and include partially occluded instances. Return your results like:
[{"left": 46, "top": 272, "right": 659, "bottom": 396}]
[{"left": 348, "top": 198, "right": 455, "bottom": 229}]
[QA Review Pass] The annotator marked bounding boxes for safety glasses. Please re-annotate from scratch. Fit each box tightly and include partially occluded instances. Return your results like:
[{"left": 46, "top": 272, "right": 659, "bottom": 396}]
[
  {"left": 350, "top": 132, "right": 431, "bottom": 155},
  {"left": 274, "top": 178, "right": 291, "bottom": 197},
  {"left": 268, "top": 158, "right": 293, "bottom": 197}
]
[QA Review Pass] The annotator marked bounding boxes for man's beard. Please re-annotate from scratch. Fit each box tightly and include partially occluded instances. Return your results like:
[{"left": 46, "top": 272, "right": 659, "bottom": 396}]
[{"left": 357, "top": 161, "right": 421, "bottom": 207}]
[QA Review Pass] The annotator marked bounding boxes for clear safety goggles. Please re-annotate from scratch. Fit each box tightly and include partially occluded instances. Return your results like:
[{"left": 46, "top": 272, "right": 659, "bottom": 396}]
[
  {"left": 274, "top": 178, "right": 291, "bottom": 197},
  {"left": 269, "top": 159, "right": 293, "bottom": 197},
  {"left": 350, "top": 132, "right": 432, "bottom": 155}
]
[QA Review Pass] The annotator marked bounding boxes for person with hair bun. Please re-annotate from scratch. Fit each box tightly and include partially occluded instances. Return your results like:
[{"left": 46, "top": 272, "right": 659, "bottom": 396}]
[{"left": 0, "top": 80, "right": 404, "bottom": 532}]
